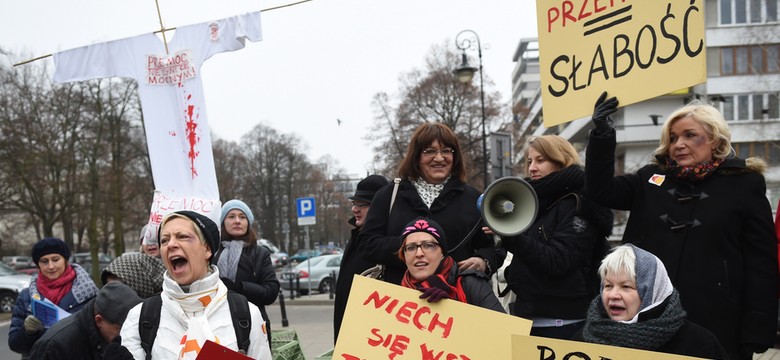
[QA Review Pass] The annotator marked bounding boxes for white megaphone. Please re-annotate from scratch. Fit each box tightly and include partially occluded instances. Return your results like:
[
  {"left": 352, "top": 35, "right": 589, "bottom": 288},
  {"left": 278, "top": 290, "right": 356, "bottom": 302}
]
[{"left": 477, "top": 177, "right": 539, "bottom": 237}]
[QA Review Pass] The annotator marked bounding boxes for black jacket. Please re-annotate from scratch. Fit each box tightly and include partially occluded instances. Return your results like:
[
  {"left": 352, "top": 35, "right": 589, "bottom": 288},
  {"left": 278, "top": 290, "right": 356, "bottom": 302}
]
[
  {"left": 334, "top": 222, "right": 376, "bottom": 344},
  {"left": 214, "top": 243, "right": 280, "bottom": 344},
  {"left": 358, "top": 177, "right": 505, "bottom": 284},
  {"left": 585, "top": 129, "right": 778, "bottom": 360},
  {"left": 453, "top": 268, "right": 506, "bottom": 313},
  {"left": 504, "top": 168, "right": 612, "bottom": 320},
  {"left": 28, "top": 300, "right": 106, "bottom": 360}
]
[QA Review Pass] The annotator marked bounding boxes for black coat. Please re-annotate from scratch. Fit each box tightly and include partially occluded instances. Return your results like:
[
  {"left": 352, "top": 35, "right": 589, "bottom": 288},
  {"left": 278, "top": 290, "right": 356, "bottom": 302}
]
[
  {"left": 504, "top": 168, "right": 613, "bottom": 320},
  {"left": 334, "top": 223, "right": 376, "bottom": 344},
  {"left": 28, "top": 300, "right": 106, "bottom": 360},
  {"left": 585, "top": 129, "right": 778, "bottom": 360},
  {"left": 358, "top": 177, "right": 505, "bottom": 285},
  {"left": 214, "top": 243, "right": 280, "bottom": 345}
]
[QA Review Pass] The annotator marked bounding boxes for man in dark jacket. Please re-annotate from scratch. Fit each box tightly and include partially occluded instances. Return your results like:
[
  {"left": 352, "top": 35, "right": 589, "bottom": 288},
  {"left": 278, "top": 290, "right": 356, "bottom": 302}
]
[
  {"left": 333, "top": 174, "right": 389, "bottom": 344},
  {"left": 28, "top": 282, "right": 142, "bottom": 359}
]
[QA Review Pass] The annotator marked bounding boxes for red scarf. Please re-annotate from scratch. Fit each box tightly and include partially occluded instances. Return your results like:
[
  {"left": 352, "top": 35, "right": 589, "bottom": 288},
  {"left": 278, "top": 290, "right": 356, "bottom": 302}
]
[
  {"left": 401, "top": 256, "right": 467, "bottom": 302},
  {"left": 664, "top": 157, "right": 724, "bottom": 182},
  {"left": 37, "top": 265, "right": 76, "bottom": 305}
]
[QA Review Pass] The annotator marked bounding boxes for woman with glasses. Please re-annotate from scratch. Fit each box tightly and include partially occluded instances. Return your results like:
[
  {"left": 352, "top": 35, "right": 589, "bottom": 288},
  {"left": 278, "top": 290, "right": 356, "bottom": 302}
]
[
  {"left": 498, "top": 135, "right": 613, "bottom": 340},
  {"left": 359, "top": 122, "right": 505, "bottom": 285},
  {"left": 399, "top": 217, "right": 503, "bottom": 311}
]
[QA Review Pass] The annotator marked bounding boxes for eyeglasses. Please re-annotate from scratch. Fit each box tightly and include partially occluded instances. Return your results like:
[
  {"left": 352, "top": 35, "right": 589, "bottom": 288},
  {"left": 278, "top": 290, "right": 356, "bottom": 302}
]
[
  {"left": 421, "top": 148, "right": 455, "bottom": 158},
  {"left": 351, "top": 202, "right": 370, "bottom": 209},
  {"left": 403, "top": 241, "right": 440, "bottom": 254}
]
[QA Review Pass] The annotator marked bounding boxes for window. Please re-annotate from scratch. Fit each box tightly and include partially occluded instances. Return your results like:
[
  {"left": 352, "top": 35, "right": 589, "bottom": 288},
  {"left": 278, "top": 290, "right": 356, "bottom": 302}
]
[
  {"left": 721, "top": 0, "right": 780, "bottom": 24},
  {"left": 717, "top": 93, "right": 780, "bottom": 121},
  {"left": 751, "top": 0, "right": 763, "bottom": 22},
  {"left": 736, "top": 0, "right": 748, "bottom": 23},
  {"left": 720, "top": 44, "right": 780, "bottom": 75},
  {"left": 722, "top": 48, "right": 735, "bottom": 74},
  {"left": 753, "top": 94, "right": 765, "bottom": 119},
  {"left": 734, "top": 142, "right": 780, "bottom": 162},
  {"left": 738, "top": 95, "right": 750, "bottom": 120},
  {"left": 768, "top": 45, "right": 780, "bottom": 72},
  {"left": 770, "top": 93, "right": 780, "bottom": 119},
  {"left": 722, "top": 0, "right": 733, "bottom": 24},
  {"left": 751, "top": 46, "right": 764, "bottom": 72}
]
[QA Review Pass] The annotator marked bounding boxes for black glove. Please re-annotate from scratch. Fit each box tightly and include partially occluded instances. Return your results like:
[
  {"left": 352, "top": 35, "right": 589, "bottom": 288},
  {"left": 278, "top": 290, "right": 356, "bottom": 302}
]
[
  {"left": 419, "top": 287, "right": 450, "bottom": 303},
  {"left": 102, "top": 336, "right": 134, "bottom": 360},
  {"left": 592, "top": 91, "right": 619, "bottom": 133},
  {"left": 740, "top": 343, "right": 768, "bottom": 358},
  {"left": 220, "top": 277, "right": 243, "bottom": 292}
]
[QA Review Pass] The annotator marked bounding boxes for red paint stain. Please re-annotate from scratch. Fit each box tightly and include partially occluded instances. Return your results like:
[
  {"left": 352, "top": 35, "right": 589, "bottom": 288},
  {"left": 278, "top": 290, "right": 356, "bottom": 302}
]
[{"left": 184, "top": 100, "right": 200, "bottom": 179}]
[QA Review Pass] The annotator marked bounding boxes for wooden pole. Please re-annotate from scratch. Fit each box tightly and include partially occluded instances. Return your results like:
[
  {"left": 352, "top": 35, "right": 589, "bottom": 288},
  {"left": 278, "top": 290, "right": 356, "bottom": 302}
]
[{"left": 12, "top": 0, "right": 315, "bottom": 67}]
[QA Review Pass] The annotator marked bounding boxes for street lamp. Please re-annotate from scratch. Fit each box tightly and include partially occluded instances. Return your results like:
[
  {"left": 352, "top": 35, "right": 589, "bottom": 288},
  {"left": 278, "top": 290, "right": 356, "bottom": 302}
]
[{"left": 453, "top": 29, "right": 488, "bottom": 189}]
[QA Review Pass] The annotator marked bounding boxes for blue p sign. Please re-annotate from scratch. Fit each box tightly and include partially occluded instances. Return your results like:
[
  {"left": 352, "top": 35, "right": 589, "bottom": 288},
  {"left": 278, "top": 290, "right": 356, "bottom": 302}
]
[{"left": 296, "top": 197, "right": 316, "bottom": 218}]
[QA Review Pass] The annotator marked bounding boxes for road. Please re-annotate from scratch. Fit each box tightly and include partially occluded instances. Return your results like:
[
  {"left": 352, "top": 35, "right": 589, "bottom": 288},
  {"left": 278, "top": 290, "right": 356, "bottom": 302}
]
[{"left": 0, "top": 300, "right": 335, "bottom": 360}]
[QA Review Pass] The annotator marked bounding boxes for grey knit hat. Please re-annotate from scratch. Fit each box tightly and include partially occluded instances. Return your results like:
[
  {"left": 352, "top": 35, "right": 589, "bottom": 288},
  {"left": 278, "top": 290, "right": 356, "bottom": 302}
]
[{"left": 101, "top": 253, "right": 165, "bottom": 299}]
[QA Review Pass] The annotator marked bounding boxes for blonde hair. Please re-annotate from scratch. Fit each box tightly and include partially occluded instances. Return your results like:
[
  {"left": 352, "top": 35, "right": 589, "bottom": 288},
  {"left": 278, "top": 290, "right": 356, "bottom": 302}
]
[
  {"left": 524, "top": 135, "right": 582, "bottom": 176},
  {"left": 159, "top": 213, "right": 208, "bottom": 247},
  {"left": 654, "top": 101, "right": 732, "bottom": 161}
]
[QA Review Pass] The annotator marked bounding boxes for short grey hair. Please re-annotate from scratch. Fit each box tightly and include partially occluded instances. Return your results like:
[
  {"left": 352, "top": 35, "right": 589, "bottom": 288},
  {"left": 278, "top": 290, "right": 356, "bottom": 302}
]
[{"left": 598, "top": 244, "right": 636, "bottom": 282}]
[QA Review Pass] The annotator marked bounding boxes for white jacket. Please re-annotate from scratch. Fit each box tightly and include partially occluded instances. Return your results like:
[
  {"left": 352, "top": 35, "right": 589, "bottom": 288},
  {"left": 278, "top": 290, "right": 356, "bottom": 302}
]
[{"left": 121, "top": 267, "right": 272, "bottom": 360}]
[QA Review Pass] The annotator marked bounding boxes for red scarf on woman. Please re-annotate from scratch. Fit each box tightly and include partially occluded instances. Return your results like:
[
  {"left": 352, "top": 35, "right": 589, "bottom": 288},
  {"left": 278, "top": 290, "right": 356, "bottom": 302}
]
[
  {"left": 37, "top": 264, "right": 76, "bottom": 305},
  {"left": 401, "top": 256, "right": 467, "bottom": 302}
]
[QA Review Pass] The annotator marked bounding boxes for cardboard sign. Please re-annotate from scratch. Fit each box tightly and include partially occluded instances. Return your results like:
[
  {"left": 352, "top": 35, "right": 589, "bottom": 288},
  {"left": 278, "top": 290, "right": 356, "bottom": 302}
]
[
  {"left": 512, "top": 334, "right": 706, "bottom": 360},
  {"left": 536, "top": 0, "right": 706, "bottom": 127},
  {"left": 334, "top": 275, "right": 532, "bottom": 359}
]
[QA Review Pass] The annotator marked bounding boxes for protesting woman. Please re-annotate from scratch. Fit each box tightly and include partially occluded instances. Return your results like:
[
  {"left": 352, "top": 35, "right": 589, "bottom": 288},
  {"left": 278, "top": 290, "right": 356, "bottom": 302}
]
[
  {"left": 9, "top": 238, "right": 98, "bottom": 358},
  {"left": 399, "top": 217, "right": 503, "bottom": 312},
  {"left": 359, "top": 122, "right": 504, "bottom": 284},
  {"left": 120, "top": 210, "right": 272, "bottom": 359}
]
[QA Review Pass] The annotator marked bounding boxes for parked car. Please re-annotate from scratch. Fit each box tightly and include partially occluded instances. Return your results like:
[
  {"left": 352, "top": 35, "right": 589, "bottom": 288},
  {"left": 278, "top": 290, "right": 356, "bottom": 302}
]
[
  {"left": 70, "top": 252, "right": 113, "bottom": 272},
  {"left": 0, "top": 262, "right": 32, "bottom": 313},
  {"left": 2, "top": 256, "right": 32, "bottom": 270},
  {"left": 257, "top": 239, "right": 289, "bottom": 268},
  {"left": 280, "top": 254, "right": 341, "bottom": 295},
  {"left": 288, "top": 249, "right": 321, "bottom": 264}
]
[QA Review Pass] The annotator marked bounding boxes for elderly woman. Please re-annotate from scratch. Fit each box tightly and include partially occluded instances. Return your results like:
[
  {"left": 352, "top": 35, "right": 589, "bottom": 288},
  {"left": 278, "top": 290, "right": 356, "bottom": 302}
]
[
  {"left": 214, "top": 199, "right": 279, "bottom": 346},
  {"left": 8, "top": 237, "right": 99, "bottom": 358},
  {"left": 359, "top": 122, "right": 505, "bottom": 284},
  {"left": 575, "top": 244, "right": 727, "bottom": 359},
  {"left": 586, "top": 93, "right": 778, "bottom": 360},
  {"left": 120, "top": 210, "right": 272, "bottom": 360},
  {"left": 398, "top": 217, "right": 503, "bottom": 312}
]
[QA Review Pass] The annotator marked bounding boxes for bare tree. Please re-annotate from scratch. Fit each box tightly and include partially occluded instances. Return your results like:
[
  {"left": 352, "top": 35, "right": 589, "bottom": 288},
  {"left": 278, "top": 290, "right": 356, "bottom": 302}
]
[{"left": 367, "top": 42, "right": 505, "bottom": 189}]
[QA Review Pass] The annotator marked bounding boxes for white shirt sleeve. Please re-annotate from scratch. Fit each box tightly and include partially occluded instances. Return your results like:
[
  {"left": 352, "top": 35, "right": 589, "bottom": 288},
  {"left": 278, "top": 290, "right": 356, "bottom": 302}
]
[
  {"left": 247, "top": 303, "right": 273, "bottom": 360},
  {"left": 120, "top": 303, "right": 147, "bottom": 360}
]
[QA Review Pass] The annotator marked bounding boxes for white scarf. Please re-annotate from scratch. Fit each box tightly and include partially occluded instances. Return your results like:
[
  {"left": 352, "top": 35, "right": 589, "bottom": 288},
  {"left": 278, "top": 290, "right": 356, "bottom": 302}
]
[
  {"left": 162, "top": 266, "right": 228, "bottom": 360},
  {"left": 413, "top": 176, "right": 450, "bottom": 208}
]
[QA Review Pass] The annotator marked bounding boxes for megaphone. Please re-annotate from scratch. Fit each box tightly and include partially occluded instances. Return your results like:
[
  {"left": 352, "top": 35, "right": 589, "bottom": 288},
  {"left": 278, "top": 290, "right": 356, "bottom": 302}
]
[{"left": 477, "top": 177, "right": 538, "bottom": 237}]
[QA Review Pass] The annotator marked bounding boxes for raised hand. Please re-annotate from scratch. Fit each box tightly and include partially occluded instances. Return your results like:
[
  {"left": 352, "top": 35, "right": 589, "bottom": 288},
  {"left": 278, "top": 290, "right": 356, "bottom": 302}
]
[{"left": 592, "top": 91, "right": 619, "bottom": 132}]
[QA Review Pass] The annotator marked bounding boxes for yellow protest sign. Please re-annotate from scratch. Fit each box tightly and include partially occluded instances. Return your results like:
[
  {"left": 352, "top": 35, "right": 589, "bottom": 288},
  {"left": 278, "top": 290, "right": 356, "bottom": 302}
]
[
  {"left": 512, "top": 334, "right": 706, "bottom": 360},
  {"left": 335, "top": 275, "right": 532, "bottom": 359},
  {"left": 536, "top": 0, "right": 706, "bottom": 127}
]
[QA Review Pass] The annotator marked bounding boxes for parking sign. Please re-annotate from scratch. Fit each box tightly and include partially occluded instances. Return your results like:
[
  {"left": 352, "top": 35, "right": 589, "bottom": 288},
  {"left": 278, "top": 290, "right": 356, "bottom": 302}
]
[{"left": 296, "top": 197, "right": 316, "bottom": 226}]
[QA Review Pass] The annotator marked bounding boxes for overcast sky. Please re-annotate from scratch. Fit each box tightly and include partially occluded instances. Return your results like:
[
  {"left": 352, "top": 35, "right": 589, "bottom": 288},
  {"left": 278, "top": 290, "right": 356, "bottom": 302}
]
[{"left": 1, "top": 0, "right": 539, "bottom": 177}]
